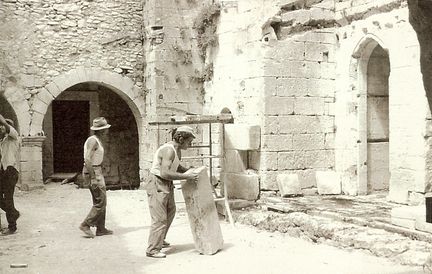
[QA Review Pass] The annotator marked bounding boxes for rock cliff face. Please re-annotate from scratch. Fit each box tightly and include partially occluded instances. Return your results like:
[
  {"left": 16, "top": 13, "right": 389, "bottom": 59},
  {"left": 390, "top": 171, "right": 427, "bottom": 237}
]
[{"left": 408, "top": 0, "right": 432, "bottom": 108}]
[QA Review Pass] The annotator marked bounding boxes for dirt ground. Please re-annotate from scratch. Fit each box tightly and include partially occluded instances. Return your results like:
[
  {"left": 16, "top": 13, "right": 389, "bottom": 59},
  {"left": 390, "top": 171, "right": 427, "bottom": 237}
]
[{"left": 0, "top": 184, "right": 425, "bottom": 274}]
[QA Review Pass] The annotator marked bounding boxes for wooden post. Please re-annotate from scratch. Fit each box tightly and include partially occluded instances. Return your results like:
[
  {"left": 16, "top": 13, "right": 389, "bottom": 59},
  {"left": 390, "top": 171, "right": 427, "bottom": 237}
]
[{"left": 181, "top": 166, "right": 223, "bottom": 255}]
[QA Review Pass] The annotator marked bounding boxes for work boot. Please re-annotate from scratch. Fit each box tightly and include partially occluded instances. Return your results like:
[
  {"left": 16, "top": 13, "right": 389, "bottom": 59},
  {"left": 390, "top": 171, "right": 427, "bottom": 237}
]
[
  {"left": 162, "top": 240, "right": 170, "bottom": 248},
  {"left": 1, "top": 227, "right": 17, "bottom": 236},
  {"left": 79, "top": 223, "right": 95, "bottom": 238},
  {"left": 96, "top": 228, "right": 113, "bottom": 236},
  {"left": 146, "top": 251, "right": 166, "bottom": 258}
]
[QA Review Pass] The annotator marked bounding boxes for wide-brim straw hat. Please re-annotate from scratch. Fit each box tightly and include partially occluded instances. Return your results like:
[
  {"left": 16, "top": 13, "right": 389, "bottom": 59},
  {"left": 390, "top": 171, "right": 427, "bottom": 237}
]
[{"left": 91, "top": 117, "right": 111, "bottom": 131}]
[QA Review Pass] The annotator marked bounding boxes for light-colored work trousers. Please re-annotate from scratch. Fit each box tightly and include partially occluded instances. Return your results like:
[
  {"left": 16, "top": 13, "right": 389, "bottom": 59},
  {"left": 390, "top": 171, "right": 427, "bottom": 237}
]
[{"left": 146, "top": 174, "right": 176, "bottom": 255}]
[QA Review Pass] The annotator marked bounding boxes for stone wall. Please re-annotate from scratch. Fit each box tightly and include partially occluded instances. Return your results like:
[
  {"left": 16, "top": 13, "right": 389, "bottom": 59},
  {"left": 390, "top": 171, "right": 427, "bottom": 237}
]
[
  {"left": 1, "top": 0, "right": 430, "bottom": 203},
  {"left": 140, "top": 0, "right": 212, "bottom": 181},
  {"left": 0, "top": 0, "right": 146, "bottom": 188},
  {"left": 203, "top": 0, "right": 428, "bottom": 203}
]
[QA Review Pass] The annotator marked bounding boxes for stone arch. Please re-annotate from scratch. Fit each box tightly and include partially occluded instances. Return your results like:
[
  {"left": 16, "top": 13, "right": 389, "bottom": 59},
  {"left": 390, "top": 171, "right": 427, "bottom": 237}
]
[
  {"left": 0, "top": 94, "right": 21, "bottom": 133},
  {"left": 1, "top": 86, "right": 31, "bottom": 135},
  {"left": 33, "top": 67, "right": 146, "bottom": 136},
  {"left": 36, "top": 67, "right": 146, "bottom": 187}
]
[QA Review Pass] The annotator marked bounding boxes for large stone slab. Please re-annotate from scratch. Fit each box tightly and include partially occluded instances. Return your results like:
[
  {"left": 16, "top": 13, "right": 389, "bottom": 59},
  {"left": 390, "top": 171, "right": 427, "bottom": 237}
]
[
  {"left": 391, "top": 205, "right": 424, "bottom": 230},
  {"left": 224, "top": 124, "right": 261, "bottom": 150},
  {"left": 277, "top": 173, "right": 302, "bottom": 197},
  {"left": 182, "top": 166, "right": 223, "bottom": 255},
  {"left": 316, "top": 170, "right": 341, "bottom": 194}
]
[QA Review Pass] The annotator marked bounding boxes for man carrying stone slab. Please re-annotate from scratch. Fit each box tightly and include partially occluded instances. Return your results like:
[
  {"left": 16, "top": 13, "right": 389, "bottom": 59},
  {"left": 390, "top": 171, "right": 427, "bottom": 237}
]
[{"left": 145, "top": 126, "right": 199, "bottom": 258}]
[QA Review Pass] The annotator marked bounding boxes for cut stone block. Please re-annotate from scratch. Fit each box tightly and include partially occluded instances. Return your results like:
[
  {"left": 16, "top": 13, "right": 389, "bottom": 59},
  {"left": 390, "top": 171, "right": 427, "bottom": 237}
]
[
  {"left": 222, "top": 171, "right": 260, "bottom": 201},
  {"left": 316, "top": 171, "right": 341, "bottom": 194},
  {"left": 182, "top": 166, "right": 223, "bottom": 255},
  {"left": 391, "top": 217, "right": 416, "bottom": 230},
  {"left": 391, "top": 206, "right": 424, "bottom": 230},
  {"left": 415, "top": 218, "right": 432, "bottom": 233},
  {"left": 225, "top": 124, "right": 261, "bottom": 150},
  {"left": 302, "top": 188, "right": 318, "bottom": 196},
  {"left": 391, "top": 205, "right": 424, "bottom": 220},
  {"left": 277, "top": 173, "right": 301, "bottom": 197},
  {"left": 223, "top": 149, "right": 247, "bottom": 173}
]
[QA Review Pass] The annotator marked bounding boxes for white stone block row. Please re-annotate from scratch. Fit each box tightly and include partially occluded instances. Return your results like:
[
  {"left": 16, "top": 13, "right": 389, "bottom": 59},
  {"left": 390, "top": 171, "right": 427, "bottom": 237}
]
[
  {"left": 279, "top": 115, "right": 335, "bottom": 134},
  {"left": 292, "top": 133, "right": 325, "bottom": 150},
  {"left": 271, "top": 77, "right": 335, "bottom": 98},
  {"left": 261, "top": 134, "right": 293, "bottom": 152},
  {"left": 264, "top": 96, "right": 295, "bottom": 115},
  {"left": 294, "top": 30, "right": 337, "bottom": 44},
  {"left": 278, "top": 150, "right": 335, "bottom": 170},
  {"left": 294, "top": 97, "right": 325, "bottom": 115}
]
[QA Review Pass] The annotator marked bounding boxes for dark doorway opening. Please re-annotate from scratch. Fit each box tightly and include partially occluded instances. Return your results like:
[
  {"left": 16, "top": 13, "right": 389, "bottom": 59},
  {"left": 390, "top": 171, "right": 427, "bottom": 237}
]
[{"left": 52, "top": 100, "right": 89, "bottom": 173}]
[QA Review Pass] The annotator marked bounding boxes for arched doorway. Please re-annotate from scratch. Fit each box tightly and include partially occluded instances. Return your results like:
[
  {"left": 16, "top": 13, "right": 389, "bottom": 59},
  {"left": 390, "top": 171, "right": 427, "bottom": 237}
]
[
  {"left": 42, "top": 83, "right": 140, "bottom": 189},
  {"left": 366, "top": 45, "right": 390, "bottom": 193},
  {"left": 351, "top": 36, "right": 390, "bottom": 194}
]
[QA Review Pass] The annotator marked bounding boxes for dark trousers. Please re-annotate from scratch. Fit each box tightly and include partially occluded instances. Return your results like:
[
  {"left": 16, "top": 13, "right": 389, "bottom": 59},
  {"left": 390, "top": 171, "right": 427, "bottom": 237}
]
[
  {"left": 426, "top": 197, "right": 432, "bottom": 223},
  {"left": 82, "top": 184, "right": 107, "bottom": 229},
  {"left": 146, "top": 175, "right": 176, "bottom": 254},
  {"left": 0, "top": 166, "right": 19, "bottom": 229}
]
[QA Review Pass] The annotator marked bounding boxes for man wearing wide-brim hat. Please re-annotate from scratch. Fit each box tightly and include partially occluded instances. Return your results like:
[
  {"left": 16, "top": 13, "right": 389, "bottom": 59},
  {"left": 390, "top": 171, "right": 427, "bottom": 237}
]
[
  {"left": 145, "top": 126, "right": 200, "bottom": 258},
  {"left": 79, "top": 117, "right": 113, "bottom": 238}
]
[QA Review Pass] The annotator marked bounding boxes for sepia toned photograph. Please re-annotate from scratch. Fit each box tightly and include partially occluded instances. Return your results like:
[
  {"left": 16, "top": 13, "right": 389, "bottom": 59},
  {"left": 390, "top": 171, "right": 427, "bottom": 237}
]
[{"left": 0, "top": 0, "right": 431, "bottom": 273}]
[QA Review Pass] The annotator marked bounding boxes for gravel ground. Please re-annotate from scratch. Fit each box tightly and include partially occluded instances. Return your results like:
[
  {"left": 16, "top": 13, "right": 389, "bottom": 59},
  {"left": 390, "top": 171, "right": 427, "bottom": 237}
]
[{"left": 0, "top": 184, "right": 425, "bottom": 274}]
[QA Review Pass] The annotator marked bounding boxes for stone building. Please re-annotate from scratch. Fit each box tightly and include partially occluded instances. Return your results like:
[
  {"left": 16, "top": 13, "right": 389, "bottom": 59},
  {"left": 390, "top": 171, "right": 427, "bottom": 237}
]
[
  {"left": 0, "top": 0, "right": 429, "bottom": 205},
  {"left": 203, "top": 0, "right": 429, "bottom": 205}
]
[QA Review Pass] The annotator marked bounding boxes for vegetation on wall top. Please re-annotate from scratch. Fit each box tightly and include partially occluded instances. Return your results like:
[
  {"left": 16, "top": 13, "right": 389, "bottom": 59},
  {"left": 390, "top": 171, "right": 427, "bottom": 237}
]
[{"left": 193, "top": 3, "right": 221, "bottom": 60}]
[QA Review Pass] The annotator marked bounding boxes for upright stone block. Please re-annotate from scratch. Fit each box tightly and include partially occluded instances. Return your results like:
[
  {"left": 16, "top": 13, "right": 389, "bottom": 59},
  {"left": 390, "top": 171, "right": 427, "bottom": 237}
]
[
  {"left": 223, "top": 149, "right": 247, "bottom": 173},
  {"left": 222, "top": 171, "right": 259, "bottom": 201},
  {"left": 181, "top": 166, "right": 223, "bottom": 255},
  {"left": 225, "top": 124, "right": 261, "bottom": 150},
  {"left": 316, "top": 170, "right": 341, "bottom": 194},
  {"left": 20, "top": 136, "right": 46, "bottom": 190},
  {"left": 277, "top": 173, "right": 301, "bottom": 197}
]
